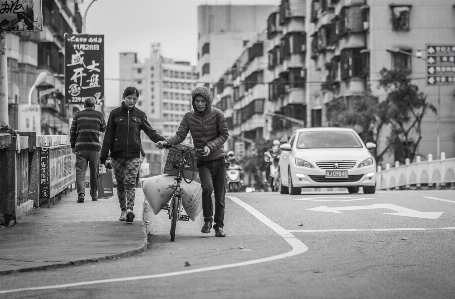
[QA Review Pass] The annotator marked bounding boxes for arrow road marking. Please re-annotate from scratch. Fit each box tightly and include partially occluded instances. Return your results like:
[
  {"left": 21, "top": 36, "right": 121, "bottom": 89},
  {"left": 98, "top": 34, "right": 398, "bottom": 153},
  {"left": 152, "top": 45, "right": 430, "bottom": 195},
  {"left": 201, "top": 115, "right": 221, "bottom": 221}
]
[
  {"left": 307, "top": 204, "right": 443, "bottom": 219},
  {"left": 294, "top": 196, "right": 372, "bottom": 202}
]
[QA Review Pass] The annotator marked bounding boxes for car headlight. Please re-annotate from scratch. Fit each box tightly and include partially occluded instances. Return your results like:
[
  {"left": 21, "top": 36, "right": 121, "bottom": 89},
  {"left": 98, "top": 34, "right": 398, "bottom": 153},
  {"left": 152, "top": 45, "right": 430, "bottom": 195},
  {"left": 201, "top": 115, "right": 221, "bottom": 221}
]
[
  {"left": 358, "top": 157, "right": 374, "bottom": 168},
  {"left": 295, "top": 158, "right": 315, "bottom": 168}
]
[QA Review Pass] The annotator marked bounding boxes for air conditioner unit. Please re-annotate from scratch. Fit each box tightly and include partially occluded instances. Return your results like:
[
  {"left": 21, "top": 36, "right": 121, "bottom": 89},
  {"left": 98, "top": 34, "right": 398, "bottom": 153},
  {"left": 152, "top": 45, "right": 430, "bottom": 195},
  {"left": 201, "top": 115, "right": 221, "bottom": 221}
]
[
  {"left": 363, "top": 21, "right": 369, "bottom": 30},
  {"left": 301, "top": 44, "right": 306, "bottom": 52}
]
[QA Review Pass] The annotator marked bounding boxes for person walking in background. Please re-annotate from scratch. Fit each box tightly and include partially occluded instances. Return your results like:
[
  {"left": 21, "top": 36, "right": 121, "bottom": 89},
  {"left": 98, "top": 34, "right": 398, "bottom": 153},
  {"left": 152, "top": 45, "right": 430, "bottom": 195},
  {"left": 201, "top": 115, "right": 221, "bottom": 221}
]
[
  {"left": 100, "top": 87, "right": 165, "bottom": 224},
  {"left": 70, "top": 98, "right": 106, "bottom": 203},
  {"left": 157, "top": 86, "right": 229, "bottom": 237}
]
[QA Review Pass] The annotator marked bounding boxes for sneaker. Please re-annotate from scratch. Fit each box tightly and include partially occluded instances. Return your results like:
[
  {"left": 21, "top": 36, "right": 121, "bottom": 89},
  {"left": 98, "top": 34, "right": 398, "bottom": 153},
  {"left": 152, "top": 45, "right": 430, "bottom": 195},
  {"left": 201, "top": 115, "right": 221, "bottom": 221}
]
[
  {"left": 119, "top": 211, "right": 126, "bottom": 221},
  {"left": 214, "top": 226, "right": 226, "bottom": 237},
  {"left": 201, "top": 220, "right": 213, "bottom": 233},
  {"left": 126, "top": 210, "right": 135, "bottom": 223},
  {"left": 77, "top": 194, "right": 84, "bottom": 203},
  {"left": 92, "top": 197, "right": 98, "bottom": 201}
]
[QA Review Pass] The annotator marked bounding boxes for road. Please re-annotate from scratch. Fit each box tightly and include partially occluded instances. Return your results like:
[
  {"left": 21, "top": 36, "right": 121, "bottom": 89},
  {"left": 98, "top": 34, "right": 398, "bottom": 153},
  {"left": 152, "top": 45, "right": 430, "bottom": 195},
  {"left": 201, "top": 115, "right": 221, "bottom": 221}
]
[{"left": 1, "top": 189, "right": 455, "bottom": 299}]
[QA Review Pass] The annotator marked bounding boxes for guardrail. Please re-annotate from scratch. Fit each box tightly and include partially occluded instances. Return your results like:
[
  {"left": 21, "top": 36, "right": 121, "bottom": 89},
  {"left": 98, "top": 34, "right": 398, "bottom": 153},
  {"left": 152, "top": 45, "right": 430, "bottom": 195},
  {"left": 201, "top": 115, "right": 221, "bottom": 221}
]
[
  {"left": 376, "top": 153, "right": 455, "bottom": 190},
  {"left": 0, "top": 133, "right": 75, "bottom": 221}
]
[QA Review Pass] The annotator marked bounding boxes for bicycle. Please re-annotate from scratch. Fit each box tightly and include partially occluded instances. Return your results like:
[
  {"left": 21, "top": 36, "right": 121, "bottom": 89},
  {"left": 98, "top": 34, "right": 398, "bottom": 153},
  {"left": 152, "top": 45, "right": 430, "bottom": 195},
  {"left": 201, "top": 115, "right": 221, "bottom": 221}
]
[{"left": 160, "top": 144, "right": 202, "bottom": 241}]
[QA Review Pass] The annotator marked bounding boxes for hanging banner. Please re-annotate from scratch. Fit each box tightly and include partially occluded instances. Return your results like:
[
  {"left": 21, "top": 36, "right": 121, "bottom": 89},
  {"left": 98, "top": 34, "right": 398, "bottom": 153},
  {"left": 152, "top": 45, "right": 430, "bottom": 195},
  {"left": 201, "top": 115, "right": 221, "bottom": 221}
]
[
  {"left": 64, "top": 34, "right": 104, "bottom": 104},
  {"left": 0, "top": 0, "right": 42, "bottom": 32}
]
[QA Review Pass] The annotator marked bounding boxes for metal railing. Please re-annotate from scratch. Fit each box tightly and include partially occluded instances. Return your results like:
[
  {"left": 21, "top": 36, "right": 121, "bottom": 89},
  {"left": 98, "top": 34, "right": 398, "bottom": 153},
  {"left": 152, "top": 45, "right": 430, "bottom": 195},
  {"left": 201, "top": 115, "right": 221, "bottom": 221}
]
[{"left": 376, "top": 153, "right": 455, "bottom": 190}]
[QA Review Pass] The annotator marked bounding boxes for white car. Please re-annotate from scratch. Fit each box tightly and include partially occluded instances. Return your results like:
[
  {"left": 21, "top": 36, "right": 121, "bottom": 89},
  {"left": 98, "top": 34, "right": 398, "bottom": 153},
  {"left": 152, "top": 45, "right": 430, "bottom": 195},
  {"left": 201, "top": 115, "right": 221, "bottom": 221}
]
[{"left": 279, "top": 128, "right": 377, "bottom": 195}]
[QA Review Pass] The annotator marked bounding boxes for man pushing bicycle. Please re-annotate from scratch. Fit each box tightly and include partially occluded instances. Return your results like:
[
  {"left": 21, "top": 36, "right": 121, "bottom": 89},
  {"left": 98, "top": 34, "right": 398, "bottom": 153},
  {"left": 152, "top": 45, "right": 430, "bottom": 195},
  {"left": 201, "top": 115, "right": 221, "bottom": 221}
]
[{"left": 157, "top": 86, "right": 229, "bottom": 237}]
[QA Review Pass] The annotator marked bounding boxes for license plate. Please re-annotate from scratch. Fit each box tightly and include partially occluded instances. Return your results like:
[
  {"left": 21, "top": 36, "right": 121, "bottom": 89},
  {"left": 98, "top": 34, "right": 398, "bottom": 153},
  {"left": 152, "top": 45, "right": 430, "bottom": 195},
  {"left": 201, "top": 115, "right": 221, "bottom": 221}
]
[{"left": 325, "top": 170, "right": 348, "bottom": 178}]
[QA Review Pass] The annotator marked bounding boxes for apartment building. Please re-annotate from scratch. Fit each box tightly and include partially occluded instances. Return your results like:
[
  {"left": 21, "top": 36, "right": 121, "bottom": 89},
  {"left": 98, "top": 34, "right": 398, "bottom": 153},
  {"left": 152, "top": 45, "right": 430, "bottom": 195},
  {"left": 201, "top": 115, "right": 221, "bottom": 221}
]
[
  {"left": 7, "top": 0, "right": 83, "bottom": 134},
  {"left": 119, "top": 44, "right": 198, "bottom": 175},
  {"left": 197, "top": 5, "right": 276, "bottom": 86},
  {"left": 309, "top": 0, "right": 455, "bottom": 159}
]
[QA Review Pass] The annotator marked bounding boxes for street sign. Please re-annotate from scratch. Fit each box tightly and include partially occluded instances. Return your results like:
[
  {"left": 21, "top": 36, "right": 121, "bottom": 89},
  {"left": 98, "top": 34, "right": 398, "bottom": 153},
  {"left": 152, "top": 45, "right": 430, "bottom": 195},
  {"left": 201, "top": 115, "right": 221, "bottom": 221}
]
[
  {"left": 426, "top": 45, "right": 455, "bottom": 85},
  {"left": 234, "top": 141, "right": 245, "bottom": 159},
  {"left": 65, "top": 34, "right": 104, "bottom": 104}
]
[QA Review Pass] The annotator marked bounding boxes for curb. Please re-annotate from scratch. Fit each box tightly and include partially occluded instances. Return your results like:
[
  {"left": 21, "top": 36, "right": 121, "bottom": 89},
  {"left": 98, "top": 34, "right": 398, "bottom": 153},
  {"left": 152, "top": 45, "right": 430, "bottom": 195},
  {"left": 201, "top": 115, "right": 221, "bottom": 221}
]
[{"left": 0, "top": 224, "right": 150, "bottom": 276}]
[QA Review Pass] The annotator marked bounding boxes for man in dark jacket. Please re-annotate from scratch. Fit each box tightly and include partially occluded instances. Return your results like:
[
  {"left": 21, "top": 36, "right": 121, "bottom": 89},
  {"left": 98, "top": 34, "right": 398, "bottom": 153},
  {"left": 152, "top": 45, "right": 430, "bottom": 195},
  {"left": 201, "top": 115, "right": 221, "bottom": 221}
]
[
  {"left": 70, "top": 98, "right": 106, "bottom": 203},
  {"left": 100, "top": 87, "right": 165, "bottom": 223},
  {"left": 157, "top": 86, "right": 229, "bottom": 237}
]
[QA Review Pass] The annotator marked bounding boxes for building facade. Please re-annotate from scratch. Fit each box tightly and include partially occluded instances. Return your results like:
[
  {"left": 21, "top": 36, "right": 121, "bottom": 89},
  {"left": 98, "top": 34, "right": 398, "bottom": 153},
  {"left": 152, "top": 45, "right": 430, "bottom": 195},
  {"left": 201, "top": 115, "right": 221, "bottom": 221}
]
[
  {"left": 197, "top": 4, "right": 277, "bottom": 85},
  {"left": 309, "top": 0, "right": 455, "bottom": 161},
  {"left": 119, "top": 43, "right": 198, "bottom": 175}
]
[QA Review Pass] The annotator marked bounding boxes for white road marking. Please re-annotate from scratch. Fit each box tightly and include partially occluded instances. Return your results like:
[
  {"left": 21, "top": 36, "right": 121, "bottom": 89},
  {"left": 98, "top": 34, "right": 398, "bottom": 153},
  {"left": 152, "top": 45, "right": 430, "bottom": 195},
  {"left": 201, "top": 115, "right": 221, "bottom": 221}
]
[
  {"left": 0, "top": 196, "right": 308, "bottom": 295},
  {"left": 294, "top": 196, "right": 372, "bottom": 202},
  {"left": 423, "top": 196, "right": 455, "bottom": 204},
  {"left": 289, "top": 227, "right": 455, "bottom": 233},
  {"left": 307, "top": 204, "right": 443, "bottom": 219}
]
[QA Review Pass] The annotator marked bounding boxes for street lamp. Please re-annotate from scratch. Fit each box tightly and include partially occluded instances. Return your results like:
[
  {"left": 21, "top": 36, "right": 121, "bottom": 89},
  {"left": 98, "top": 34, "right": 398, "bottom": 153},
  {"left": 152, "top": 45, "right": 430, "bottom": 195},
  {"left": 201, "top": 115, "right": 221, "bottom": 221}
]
[
  {"left": 28, "top": 72, "right": 47, "bottom": 105},
  {"left": 83, "top": 0, "right": 98, "bottom": 34}
]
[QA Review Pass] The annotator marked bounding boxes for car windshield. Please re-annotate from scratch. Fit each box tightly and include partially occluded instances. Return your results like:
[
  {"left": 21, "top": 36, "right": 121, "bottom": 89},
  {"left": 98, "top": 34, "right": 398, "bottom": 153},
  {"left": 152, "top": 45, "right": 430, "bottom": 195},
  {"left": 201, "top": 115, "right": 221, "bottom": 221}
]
[{"left": 296, "top": 131, "right": 363, "bottom": 149}]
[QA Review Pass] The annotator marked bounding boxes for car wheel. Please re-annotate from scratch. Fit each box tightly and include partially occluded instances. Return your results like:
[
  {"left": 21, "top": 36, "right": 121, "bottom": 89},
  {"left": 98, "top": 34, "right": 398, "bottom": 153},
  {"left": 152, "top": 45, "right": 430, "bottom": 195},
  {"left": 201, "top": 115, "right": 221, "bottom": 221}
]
[
  {"left": 363, "top": 185, "right": 376, "bottom": 194},
  {"left": 279, "top": 174, "right": 288, "bottom": 194},
  {"left": 288, "top": 169, "right": 301, "bottom": 195},
  {"left": 348, "top": 187, "right": 359, "bottom": 194}
]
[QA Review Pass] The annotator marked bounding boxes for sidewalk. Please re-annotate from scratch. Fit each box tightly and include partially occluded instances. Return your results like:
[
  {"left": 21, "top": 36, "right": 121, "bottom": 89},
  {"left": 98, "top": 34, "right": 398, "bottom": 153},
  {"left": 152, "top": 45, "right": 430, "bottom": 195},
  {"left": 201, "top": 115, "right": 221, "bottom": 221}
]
[{"left": 0, "top": 187, "right": 148, "bottom": 275}]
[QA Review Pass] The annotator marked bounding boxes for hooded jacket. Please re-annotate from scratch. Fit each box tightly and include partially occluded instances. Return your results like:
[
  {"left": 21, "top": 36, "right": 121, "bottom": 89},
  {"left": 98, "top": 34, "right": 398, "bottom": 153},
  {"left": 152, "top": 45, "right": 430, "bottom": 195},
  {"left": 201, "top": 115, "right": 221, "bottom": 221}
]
[
  {"left": 167, "top": 86, "right": 229, "bottom": 162},
  {"left": 100, "top": 102, "right": 164, "bottom": 163}
]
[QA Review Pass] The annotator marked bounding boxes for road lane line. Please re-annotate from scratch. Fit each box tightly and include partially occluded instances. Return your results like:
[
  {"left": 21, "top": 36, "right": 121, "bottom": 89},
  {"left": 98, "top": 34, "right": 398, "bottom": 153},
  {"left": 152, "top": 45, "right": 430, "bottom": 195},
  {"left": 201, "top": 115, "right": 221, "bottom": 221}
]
[
  {"left": 0, "top": 196, "right": 308, "bottom": 295},
  {"left": 423, "top": 196, "right": 455, "bottom": 204},
  {"left": 289, "top": 227, "right": 455, "bottom": 233}
]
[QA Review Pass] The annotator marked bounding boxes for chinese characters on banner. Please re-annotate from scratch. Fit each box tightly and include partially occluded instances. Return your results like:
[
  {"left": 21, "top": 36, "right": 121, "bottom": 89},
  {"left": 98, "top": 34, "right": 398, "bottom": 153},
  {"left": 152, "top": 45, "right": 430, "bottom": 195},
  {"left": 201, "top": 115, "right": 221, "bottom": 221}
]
[
  {"left": 64, "top": 34, "right": 104, "bottom": 104},
  {"left": 0, "top": 0, "right": 42, "bottom": 32},
  {"left": 39, "top": 147, "right": 49, "bottom": 198}
]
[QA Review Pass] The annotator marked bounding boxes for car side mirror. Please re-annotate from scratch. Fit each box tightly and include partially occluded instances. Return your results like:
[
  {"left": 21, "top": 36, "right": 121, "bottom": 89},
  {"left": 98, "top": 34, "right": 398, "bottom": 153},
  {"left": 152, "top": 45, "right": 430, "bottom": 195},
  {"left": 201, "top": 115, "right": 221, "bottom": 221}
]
[
  {"left": 366, "top": 142, "right": 376, "bottom": 149},
  {"left": 280, "top": 144, "right": 291, "bottom": 151}
]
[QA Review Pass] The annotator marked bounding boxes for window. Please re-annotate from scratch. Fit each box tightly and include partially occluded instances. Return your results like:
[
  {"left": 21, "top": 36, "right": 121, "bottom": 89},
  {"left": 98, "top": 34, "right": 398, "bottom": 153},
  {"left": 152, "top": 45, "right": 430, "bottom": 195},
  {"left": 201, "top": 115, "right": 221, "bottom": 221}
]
[
  {"left": 137, "top": 68, "right": 142, "bottom": 74},
  {"left": 340, "top": 48, "right": 365, "bottom": 80},
  {"left": 311, "top": 109, "right": 322, "bottom": 127},
  {"left": 390, "top": 5, "right": 411, "bottom": 31},
  {"left": 202, "top": 43, "right": 210, "bottom": 55},
  {"left": 202, "top": 63, "right": 210, "bottom": 75},
  {"left": 392, "top": 49, "right": 412, "bottom": 71}
]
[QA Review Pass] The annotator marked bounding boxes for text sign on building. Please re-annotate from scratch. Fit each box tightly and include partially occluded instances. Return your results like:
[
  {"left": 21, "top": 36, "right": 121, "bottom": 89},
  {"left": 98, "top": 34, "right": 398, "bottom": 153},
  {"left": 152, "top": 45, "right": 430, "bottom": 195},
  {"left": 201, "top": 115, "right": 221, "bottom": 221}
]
[
  {"left": 65, "top": 34, "right": 104, "bottom": 104},
  {"left": 0, "top": 0, "right": 42, "bottom": 31},
  {"left": 234, "top": 141, "right": 245, "bottom": 159},
  {"left": 18, "top": 104, "right": 41, "bottom": 133},
  {"left": 426, "top": 45, "right": 455, "bottom": 86}
]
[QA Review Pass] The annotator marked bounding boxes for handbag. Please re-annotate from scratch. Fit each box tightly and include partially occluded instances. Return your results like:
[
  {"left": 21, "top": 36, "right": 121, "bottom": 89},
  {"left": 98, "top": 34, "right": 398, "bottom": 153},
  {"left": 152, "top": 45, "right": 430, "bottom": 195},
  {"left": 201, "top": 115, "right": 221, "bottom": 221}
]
[{"left": 97, "top": 171, "right": 114, "bottom": 199}]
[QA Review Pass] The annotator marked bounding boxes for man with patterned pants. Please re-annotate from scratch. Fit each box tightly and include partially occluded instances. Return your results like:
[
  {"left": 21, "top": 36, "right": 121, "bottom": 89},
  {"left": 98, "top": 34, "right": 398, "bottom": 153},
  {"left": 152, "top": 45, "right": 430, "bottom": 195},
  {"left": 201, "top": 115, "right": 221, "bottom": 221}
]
[{"left": 100, "top": 87, "right": 165, "bottom": 223}]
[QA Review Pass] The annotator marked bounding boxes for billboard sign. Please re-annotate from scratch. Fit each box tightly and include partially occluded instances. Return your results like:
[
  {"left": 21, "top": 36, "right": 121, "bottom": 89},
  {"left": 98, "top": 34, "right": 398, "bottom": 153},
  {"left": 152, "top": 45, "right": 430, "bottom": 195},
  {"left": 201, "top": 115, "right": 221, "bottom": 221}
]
[
  {"left": 426, "top": 45, "right": 455, "bottom": 86},
  {"left": 18, "top": 104, "right": 41, "bottom": 133},
  {"left": 65, "top": 34, "right": 104, "bottom": 104},
  {"left": 0, "top": 0, "right": 42, "bottom": 31}
]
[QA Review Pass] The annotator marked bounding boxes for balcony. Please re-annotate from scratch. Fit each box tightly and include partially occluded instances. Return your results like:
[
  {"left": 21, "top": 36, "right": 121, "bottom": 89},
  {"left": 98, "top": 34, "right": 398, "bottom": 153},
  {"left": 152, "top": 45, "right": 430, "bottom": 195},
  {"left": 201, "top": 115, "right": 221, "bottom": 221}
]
[
  {"left": 282, "top": 18, "right": 305, "bottom": 35},
  {"left": 339, "top": 79, "right": 365, "bottom": 96},
  {"left": 283, "top": 53, "right": 305, "bottom": 69},
  {"left": 283, "top": 88, "right": 305, "bottom": 107},
  {"left": 338, "top": 32, "right": 366, "bottom": 50}
]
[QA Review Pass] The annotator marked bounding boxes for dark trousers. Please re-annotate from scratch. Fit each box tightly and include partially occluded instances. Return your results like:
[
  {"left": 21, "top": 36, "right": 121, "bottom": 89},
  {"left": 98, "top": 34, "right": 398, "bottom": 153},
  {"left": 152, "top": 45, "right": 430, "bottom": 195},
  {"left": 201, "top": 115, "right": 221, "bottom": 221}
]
[
  {"left": 198, "top": 158, "right": 227, "bottom": 228},
  {"left": 75, "top": 150, "right": 100, "bottom": 198}
]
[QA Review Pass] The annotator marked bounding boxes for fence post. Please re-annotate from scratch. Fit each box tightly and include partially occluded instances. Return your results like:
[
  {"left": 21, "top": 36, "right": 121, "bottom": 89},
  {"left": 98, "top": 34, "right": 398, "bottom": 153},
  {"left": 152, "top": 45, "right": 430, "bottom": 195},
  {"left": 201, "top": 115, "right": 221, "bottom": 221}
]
[
  {"left": 441, "top": 152, "right": 446, "bottom": 188},
  {"left": 0, "top": 134, "right": 17, "bottom": 218},
  {"left": 428, "top": 154, "right": 433, "bottom": 189},
  {"left": 405, "top": 158, "right": 410, "bottom": 189}
]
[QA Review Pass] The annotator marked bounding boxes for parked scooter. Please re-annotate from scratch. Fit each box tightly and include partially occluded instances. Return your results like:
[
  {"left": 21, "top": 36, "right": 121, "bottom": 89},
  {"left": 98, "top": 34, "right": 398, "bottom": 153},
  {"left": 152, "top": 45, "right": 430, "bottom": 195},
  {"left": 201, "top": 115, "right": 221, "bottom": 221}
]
[
  {"left": 265, "top": 151, "right": 280, "bottom": 192},
  {"left": 226, "top": 163, "right": 243, "bottom": 192}
]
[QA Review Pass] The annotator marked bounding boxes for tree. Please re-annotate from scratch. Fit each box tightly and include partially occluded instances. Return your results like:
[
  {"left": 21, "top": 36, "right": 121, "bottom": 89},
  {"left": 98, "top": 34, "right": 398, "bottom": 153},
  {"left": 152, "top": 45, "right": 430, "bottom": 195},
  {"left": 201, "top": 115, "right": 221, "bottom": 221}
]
[
  {"left": 326, "top": 89, "right": 390, "bottom": 163},
  {"left": 378, "top": 68, "right": 437, "bottom": 163}
]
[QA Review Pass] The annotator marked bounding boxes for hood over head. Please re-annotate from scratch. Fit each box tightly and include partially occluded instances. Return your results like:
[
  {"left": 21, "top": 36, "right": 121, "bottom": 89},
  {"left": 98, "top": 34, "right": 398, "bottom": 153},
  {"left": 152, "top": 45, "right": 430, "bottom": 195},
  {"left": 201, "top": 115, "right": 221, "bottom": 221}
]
[{"left": 192, "top": 86, "right": 212, "bottom": 114}]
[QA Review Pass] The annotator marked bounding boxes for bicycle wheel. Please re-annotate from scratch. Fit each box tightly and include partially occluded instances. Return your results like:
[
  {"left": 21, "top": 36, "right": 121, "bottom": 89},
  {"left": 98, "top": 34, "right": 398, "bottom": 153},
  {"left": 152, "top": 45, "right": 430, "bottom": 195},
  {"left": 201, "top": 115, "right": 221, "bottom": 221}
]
[{"left": 170, "top": 194, "right": 179, "bottom": 241}]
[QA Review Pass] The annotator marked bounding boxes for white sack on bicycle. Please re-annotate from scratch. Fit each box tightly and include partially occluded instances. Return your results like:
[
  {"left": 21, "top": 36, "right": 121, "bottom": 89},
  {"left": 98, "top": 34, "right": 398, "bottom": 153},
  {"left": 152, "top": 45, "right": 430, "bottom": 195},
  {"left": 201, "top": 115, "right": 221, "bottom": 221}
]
[{"left": 142, "top": 174, "right": 202, "bottom": 221}]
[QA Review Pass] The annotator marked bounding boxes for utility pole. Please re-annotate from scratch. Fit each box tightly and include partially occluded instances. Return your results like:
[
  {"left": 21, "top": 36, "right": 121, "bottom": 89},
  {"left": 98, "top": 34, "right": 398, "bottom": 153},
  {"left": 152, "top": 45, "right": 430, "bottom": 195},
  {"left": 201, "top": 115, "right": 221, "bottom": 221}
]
[{"left": 0, "top": 30, "right": 8, "bottom": 129}]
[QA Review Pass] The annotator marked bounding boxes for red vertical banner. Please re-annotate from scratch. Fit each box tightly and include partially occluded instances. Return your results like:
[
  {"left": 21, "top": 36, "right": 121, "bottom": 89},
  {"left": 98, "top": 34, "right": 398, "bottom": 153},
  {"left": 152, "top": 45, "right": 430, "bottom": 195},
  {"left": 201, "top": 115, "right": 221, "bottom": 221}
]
[{"left": 64, "top": 34, "right": 104, "bottom": 104}]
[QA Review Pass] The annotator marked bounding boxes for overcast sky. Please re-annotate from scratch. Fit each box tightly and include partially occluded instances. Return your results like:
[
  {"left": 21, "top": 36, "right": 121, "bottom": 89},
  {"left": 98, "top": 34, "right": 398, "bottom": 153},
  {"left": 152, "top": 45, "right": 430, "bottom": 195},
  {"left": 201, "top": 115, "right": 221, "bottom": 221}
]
[{"left": 78, "top": 0, "right": 280, "bottom": 106}]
